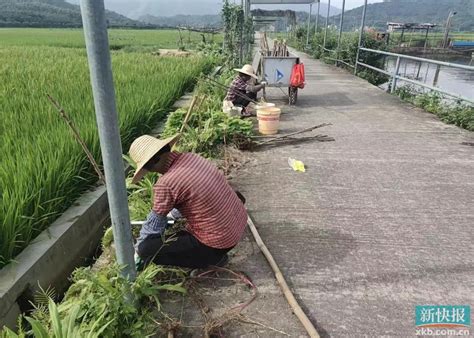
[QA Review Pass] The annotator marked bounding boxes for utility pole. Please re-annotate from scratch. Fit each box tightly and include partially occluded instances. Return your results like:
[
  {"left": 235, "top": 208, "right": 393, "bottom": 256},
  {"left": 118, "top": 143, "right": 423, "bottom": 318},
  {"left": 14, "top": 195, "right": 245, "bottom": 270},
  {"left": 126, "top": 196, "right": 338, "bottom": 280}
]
[
  {"left": 423, "top": 27, "right": 430, "bottom": 50},
  {"left": 435, "top": 11, "right": 457, "bottom": 86},
  {"left": 240, "top": 0, "right": 244, "bottom": 65},
  {"left": 306, "top": 2, "right": 313, "bottom": 48},
  {"left": 323, "top": 0, "right": 331, "bottom": 50},
  {"left": 247, "top": 0, "right": 252, "bottom": 59},
  {"left": 442, "top": 11, "right": 457, "bottom": 49},
  {"left": 354, "top": 0, "right": 368, "bottom": 75},
  {"left": 336, "top": 0, "right": 346, "bottom": 66},
  {"left": 315, "top": 0, "right": 320, "bottom": 33},
  {"left": 80, "top": 0, "right": 137, "bottom": 281}
]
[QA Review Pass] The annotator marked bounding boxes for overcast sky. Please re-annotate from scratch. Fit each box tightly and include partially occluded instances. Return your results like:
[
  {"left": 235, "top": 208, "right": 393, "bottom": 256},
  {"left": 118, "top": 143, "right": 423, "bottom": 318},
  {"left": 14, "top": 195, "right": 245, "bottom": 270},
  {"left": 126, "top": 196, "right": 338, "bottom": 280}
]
[
  {"left": 331, "top": 0, "right": 383, "bottom": 10},
  {"left": 248, "top": 0, "right": 384, "bottom": 10},
  {"left": 69, "top": 0, "right": 386, "bottom": 18}
]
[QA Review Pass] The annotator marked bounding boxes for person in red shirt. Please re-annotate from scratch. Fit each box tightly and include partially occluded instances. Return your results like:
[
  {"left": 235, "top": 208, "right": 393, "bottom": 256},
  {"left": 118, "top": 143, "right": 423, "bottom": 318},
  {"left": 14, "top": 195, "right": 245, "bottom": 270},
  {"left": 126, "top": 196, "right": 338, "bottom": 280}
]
[
  {"left": 223, "top": 64, "right": 266, "bottom": 117},
  {"left": 129, "top": 134, "right": 247, "bottom": 269}
]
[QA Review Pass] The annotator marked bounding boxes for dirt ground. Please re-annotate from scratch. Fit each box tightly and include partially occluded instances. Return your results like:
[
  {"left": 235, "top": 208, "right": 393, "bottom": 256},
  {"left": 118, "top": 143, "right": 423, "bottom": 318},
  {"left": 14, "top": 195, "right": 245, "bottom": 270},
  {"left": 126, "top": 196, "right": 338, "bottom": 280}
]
[{"left": 155, "top": 231, "right": 308, "bottom": 337}]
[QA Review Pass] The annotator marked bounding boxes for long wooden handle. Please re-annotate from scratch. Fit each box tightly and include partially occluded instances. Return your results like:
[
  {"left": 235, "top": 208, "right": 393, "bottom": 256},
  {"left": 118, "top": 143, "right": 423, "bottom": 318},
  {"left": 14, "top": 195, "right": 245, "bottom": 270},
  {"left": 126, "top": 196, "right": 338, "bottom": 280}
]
[
  {"left": 247, "top": 215, "right": 320, "bottom": 338},
  {"left": 180, "top": 95, "right": 198, "bottom": 134},
  {"left": 257, "top": 123, "right": 332, "bottom": 145},
  {"left": 47, "top": 94, "right": 106, "bottom": 184}
]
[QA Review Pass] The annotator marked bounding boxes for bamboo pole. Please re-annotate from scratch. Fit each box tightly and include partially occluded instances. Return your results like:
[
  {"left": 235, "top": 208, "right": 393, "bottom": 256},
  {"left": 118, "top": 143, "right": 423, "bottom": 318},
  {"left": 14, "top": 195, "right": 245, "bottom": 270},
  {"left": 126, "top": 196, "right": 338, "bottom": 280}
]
[
  {"left": 47, "top": 94, "right": 106, "bottom": 184},
  {"left": 256, "top": 123, "right": 331, "bottom": 145},
  {"left": 180, "top": 95, "right": 199, "bottom": 133},
  {"left": 247, "top": 215, "right": 320, "bottom": 338}
]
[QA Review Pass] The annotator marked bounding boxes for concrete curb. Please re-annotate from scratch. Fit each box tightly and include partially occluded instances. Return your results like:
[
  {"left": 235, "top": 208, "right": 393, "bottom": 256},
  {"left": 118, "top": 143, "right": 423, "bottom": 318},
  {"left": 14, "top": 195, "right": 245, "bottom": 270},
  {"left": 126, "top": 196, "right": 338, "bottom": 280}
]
[
  {"left": 0, "top": 93, "right": 194, "bottom": 329},
  {"left": 0, "top": 185, "right": 109, "bottom": 328}
]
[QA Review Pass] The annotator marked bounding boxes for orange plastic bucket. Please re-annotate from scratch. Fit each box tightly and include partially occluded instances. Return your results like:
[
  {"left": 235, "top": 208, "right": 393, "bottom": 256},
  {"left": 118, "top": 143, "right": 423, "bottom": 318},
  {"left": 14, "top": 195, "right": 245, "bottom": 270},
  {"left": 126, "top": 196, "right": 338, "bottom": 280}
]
[{"left": 257, "top": 107, "right": 281, "bottom": 135}]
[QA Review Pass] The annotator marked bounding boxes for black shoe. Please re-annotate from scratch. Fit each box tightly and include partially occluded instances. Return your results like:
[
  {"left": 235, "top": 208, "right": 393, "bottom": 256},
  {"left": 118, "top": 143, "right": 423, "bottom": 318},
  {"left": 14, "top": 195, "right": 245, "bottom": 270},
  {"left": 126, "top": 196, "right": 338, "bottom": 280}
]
[{"left": 214, "top": 253, "right": 229, "bottom": 267}]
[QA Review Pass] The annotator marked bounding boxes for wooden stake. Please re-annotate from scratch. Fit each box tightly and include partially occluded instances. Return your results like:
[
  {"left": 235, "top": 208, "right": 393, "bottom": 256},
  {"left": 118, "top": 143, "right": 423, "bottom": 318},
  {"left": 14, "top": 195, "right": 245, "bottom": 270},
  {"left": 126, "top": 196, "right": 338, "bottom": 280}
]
[
  {"left": 247, "top": 215, "right": 320, "bottom": 338},
  {"left": 180, "top": 95, "right": 199, "bottom": 134},
  {"left": 47, "top": 94, "right": 106, "bottom": 184}
]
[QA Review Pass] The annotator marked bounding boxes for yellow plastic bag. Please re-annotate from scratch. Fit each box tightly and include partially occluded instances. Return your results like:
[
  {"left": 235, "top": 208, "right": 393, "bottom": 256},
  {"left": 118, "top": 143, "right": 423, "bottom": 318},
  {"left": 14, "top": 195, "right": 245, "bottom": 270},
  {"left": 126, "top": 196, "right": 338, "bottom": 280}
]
[{"left": 288, "top": 158, "right": 305, "bottom": 172}]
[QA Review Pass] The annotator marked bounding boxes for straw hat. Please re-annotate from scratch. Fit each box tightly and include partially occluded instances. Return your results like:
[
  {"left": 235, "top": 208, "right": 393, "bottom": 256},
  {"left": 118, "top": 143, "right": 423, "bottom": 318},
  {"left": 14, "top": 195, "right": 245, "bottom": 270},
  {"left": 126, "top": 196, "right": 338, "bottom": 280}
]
[
  {"left": 129, "top": 134, "right": 179, "bottom": 184},
  {"left": 234, "top": 64, "right": 258, "bottom": 79}
]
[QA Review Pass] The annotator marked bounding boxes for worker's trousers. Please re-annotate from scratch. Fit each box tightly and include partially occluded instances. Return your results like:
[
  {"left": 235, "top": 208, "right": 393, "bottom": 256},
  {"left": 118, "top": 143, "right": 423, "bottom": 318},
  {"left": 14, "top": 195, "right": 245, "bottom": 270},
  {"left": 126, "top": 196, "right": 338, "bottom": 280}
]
[
  {"left": 136, "top": 230, "right": 232, "bottom": 269},
  {"left": 233, "top": 91, "right": 257, "bottom": 108}
]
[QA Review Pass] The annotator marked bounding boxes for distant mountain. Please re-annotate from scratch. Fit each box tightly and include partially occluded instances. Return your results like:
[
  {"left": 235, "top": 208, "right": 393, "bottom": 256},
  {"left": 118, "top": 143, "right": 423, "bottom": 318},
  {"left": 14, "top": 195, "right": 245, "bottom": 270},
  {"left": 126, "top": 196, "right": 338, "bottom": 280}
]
[
  {"left": 255, "top": 3, "right": 340, "bottom": 17},
  {"left": 136, "top": 2, "right": 340, "bottom": 30},
  {"left": 332, "top": 0, "right": 474, "bottom": 32},
  {"left": 68, "top": 0, "right": 225, "bottom": 19},
  {"left": 139, "top": 10, "right": 330, "bottom": 31},
  {"left": 67, "top": 0, "right": 340, "bottom": 19},
  {"left": 0, "top": 0, "right": 146, "bottom": 27},
  {"left": 140, "top": 14, "right": 222, "bottom": 29}
]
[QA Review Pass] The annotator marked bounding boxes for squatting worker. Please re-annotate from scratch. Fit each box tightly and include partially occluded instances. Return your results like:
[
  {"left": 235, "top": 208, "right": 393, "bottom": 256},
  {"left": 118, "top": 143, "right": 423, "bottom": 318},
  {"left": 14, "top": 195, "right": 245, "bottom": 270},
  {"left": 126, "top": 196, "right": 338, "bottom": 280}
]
[
  {"left": 223, "top": 64, "right": 266, "bottom": 117},
  {"left": 129, "top": 134, "right": 247, "bottom": 269}
]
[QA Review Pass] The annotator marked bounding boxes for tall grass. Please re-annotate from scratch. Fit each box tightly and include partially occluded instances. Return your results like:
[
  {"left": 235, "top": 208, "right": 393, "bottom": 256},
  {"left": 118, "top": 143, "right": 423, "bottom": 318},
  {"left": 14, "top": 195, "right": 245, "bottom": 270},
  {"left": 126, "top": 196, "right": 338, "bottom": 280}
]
[{"left": 0, "top": 46, "right": 212, "bottom": 268}]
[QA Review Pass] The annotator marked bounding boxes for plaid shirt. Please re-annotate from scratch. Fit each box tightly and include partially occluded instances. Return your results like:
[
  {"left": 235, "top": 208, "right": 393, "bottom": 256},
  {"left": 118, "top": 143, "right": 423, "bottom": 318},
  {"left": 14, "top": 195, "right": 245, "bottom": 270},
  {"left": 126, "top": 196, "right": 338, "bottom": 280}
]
[
  {"left": 225, "top": 75, "right": 249, "bottom": 103},
  {"left": 152, "top": 152, "right": 247, "bottom": 249}
]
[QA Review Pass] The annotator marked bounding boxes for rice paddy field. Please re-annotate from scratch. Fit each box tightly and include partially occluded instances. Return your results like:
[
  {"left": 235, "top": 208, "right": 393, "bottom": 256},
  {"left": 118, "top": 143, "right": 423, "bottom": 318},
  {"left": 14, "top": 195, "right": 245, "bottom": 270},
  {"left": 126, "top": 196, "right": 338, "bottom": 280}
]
[
  {"left": 387, "top": 31, "right": 474, "bottom": 48},
  {"left": 0, "top": 28, "right": 222, "bottom": 49},
  {"left": 0, "top": 28, "right": 214, "bottom": 268}
]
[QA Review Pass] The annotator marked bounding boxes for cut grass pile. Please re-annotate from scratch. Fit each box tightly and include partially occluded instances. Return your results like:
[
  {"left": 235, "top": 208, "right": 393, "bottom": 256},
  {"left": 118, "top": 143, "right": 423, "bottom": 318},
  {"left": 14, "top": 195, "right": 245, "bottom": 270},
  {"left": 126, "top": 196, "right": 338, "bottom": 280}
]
[{"left": 0, "top": 45, "right": 213, "bottom": 268}]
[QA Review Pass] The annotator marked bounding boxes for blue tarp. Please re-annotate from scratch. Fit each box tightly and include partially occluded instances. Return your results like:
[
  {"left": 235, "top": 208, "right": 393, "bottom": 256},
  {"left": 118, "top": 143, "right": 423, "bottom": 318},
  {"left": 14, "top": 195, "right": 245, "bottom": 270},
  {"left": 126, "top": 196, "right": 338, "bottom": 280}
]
[{"left": 452, "top": 41, "right": 474, "bottom": 47}]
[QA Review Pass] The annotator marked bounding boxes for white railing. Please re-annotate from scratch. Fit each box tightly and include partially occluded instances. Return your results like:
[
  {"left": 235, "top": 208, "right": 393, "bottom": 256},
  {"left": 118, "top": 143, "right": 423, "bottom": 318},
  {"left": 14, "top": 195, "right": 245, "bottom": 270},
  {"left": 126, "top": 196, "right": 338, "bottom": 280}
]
[{"left": 355, "top": 47, "right": 474, "bottom": 104}]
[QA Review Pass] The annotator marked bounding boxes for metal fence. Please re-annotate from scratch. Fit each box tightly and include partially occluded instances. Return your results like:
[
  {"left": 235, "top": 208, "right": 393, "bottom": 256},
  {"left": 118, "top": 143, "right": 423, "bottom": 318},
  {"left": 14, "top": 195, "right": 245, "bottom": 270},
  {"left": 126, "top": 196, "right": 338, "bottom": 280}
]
[
  {"left": 304, "top": 0, "right": 474, "bottom": 104},
  {"left": 355, "top": 48, "right": 474, "bottom": 104}
]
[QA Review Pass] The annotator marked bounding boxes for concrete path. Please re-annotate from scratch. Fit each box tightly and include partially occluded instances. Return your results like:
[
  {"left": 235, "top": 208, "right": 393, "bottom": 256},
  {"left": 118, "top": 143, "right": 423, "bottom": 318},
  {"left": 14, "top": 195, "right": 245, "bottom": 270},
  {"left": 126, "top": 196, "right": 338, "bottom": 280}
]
[{"left": 232, "top": 50, "right": 474, "bottom": 336}]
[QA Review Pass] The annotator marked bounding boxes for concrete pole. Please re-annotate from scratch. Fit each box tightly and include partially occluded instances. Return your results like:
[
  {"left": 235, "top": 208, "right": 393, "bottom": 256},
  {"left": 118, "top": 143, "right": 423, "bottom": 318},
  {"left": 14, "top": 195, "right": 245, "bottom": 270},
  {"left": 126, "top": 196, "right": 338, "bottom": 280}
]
[
  {"left": 80, "top": 0, "right": 136, "bottom": 281},
  {"left": 423, "top": 27, "right": 430, "bottom": 50},
  {"left": 442, "top": 11, "right": 456, "bottom": 49},
  {"left": 247, "top": 0, "right": 252, "bottom": 58},
  {"left": 434, "top": 11, "right": 457, "bottom": 84},
  {"left": 336, "top": 0, "right": 346, "bottom": 66},
  {"left": 399, "top": 28, "right": 405, "bottom": 45},
  {"left": 240, "top": 0, "right": 244, "bottom": 64},
  {"left": 306, "top": 2, "right": 313, "bottom": 47},
  {"left": 354, "top": 0, "right": 368, "bottom": 75},
  {"left": 433, "top": 65, "right": 441, "bottom": 86},
  {"left": 390, "top": 56, "right": 401, "bottom": 93},
  {"left": 315, "top": 0, "right": 320, "bottom": 32},
  {"left": 323, "top": 0, "right": 331, "bottom": 50}
]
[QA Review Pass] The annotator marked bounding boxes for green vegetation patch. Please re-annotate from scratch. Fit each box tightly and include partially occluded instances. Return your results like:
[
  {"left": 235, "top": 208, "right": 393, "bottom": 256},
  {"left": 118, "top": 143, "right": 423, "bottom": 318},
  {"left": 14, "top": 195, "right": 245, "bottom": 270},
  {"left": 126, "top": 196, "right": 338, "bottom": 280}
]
[
  {"left": 395, "top": 86, "right": 474, "bottom": 131},
  {"left": 0, "top": 45, "right": 212, "bottom": 268},
  {"left": 291, "top": 28, "right": 389, "bottom": 86}
]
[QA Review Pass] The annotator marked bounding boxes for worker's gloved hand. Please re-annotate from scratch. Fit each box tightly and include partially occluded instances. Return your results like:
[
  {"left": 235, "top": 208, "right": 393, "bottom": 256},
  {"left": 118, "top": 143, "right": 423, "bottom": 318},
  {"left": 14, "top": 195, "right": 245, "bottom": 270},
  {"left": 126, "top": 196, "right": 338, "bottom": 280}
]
[
  {"left": 260, "top": 81, "right": 268, "bottom": 86},
  {"left": 135, "top": 211, "right": 168, "bottom": 251},
  {"left": 167, "top": 208, "right": 183, "bottom": 221}
]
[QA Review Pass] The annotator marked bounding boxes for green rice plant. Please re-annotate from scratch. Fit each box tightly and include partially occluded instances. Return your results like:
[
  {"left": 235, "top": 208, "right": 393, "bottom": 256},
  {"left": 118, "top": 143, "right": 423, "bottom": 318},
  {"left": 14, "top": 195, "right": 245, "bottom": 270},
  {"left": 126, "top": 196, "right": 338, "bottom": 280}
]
[
  {"left": 0, "top": 45, "right": 213, "bottom": 268},
  {"left": 0, "top": 28, "right": 223, "bottom": 50}
]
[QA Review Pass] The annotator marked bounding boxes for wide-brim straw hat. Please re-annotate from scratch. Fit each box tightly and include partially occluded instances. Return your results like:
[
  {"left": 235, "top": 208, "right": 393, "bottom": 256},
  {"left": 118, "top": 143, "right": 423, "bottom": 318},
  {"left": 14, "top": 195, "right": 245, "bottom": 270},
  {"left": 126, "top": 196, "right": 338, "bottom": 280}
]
[
  {"left": 129, "top": 134, "right": 179, "bottom": 184},
  {"left": 234, "top": 64, "right": 258, "bottom": 79}
]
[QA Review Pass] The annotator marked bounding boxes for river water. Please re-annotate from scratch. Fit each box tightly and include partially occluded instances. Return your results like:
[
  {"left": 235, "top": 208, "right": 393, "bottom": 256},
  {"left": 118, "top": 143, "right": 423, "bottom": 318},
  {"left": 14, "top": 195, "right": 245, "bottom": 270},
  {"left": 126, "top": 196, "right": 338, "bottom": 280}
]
[{"left": 383, "top": 54, "right": 474, "bottom": 101}]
